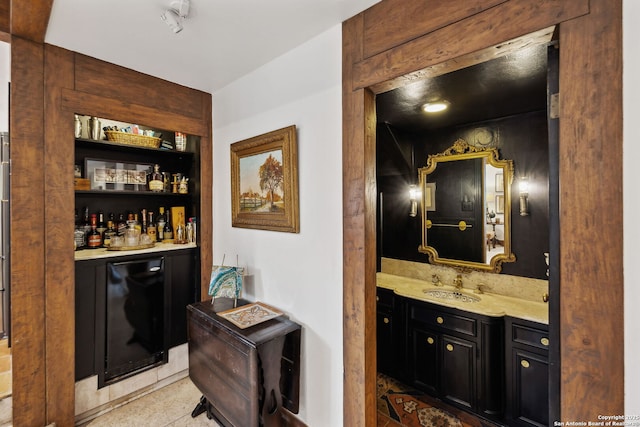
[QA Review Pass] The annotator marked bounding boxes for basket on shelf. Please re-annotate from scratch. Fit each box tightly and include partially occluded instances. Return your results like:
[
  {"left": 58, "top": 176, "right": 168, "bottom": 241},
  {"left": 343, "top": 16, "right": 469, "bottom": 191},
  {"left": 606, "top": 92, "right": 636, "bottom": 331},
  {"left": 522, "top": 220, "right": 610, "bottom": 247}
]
[{"left": 104, "top": 131, "right": 161, "bottom": 149}]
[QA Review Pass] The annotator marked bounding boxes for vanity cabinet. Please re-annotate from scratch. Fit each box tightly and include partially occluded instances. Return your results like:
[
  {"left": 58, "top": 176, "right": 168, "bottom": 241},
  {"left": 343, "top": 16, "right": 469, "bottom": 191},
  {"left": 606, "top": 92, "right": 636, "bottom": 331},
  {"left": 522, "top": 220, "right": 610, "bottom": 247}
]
[
  {"left": 505, "top": 317, "right": 549, "bottom": 427},
  {"left": 408, "top": 299, "right": 504, "bottom": 421},
  {"left": 376, "top": 287, "right": 407, "bottom": 379}
]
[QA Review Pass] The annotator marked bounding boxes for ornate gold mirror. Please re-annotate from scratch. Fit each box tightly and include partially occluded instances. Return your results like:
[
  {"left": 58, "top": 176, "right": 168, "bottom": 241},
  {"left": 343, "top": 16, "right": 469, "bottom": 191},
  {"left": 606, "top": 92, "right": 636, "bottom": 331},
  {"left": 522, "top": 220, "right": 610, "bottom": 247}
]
[{"left": 418, "top": 139, "right": 516, "bottom": 272}]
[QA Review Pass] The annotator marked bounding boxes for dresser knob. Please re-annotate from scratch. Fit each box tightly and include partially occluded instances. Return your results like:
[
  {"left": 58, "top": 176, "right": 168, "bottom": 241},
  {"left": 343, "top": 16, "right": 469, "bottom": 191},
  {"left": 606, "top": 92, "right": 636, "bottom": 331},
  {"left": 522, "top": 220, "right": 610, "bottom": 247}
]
[
  {"left": 521, "top": 360, "right": 530, "bottom": 368},
  {"left": 427, "top": 337, "right": 434, "bottom": 345},
  {"left": 446, "top": 344, "right": 454, "bottom": 352},
  {"left": 383, "top": 317, "right": 389, "bottom": 324},
  {"left": 541, "top": 337, "right": 549, "bottom": 346},
  {"left": 436, "top": 316, "right": 444, "bottom": 324}
]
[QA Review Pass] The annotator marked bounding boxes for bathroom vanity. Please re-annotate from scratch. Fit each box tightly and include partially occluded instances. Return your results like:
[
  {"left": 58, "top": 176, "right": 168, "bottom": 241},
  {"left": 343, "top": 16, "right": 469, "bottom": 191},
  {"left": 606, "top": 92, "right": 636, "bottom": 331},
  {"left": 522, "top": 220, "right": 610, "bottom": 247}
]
[{"left": 377, "top": 273, "right": 549, "bottom": 426}]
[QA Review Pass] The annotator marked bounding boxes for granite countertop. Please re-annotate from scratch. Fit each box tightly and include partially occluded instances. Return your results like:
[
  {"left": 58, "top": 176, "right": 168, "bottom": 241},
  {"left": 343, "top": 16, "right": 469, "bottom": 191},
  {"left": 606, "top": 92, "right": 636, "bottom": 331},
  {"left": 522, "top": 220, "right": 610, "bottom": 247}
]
[
  {"left": 75, "top": 242, "right": 197, "bottom": 261},
  {"left": 377, "top": 272, "right": 549, "bottom": 325}
]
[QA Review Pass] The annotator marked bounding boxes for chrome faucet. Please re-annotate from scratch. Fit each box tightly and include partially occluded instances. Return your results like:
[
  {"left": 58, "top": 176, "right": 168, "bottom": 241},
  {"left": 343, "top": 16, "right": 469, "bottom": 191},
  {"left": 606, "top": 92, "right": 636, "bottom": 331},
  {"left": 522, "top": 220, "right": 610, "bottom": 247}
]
[
  {"left": 453, "top": 274, "right": 463, "bottom": 290},
  {"left": 431, "top": 274, "right": 443, "bottom": 287}
]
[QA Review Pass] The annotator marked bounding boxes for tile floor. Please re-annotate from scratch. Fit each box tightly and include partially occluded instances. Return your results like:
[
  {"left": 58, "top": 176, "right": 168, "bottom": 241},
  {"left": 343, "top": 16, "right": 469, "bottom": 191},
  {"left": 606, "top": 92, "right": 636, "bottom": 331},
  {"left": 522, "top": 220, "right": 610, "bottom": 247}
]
[
  {"left": 80, "top": 377, "right": 220, "bottom": 427},
  {"left": 0, "top": 339, "right": 11, "bottom": 427}
]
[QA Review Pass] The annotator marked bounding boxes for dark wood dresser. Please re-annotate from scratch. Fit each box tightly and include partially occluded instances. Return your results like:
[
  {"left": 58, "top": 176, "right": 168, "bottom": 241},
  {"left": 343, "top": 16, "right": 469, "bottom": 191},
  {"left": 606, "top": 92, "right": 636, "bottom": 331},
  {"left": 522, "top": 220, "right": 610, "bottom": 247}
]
[{"left": 187, "top": 299, "right": 301, "bottom": 427}]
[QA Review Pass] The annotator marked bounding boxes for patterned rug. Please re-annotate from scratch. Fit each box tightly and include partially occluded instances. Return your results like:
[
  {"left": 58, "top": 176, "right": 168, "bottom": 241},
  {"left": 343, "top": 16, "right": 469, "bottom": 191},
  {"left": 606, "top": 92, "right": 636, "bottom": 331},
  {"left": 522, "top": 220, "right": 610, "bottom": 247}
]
[{"left": 377, "top": 373, "right": 499, "bottom": 427}]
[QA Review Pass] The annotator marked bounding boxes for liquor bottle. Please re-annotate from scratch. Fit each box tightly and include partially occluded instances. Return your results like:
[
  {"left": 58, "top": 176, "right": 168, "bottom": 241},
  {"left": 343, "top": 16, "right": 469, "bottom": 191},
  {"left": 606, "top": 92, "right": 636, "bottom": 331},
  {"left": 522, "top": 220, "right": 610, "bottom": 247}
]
[
  {"left": 185, "top": 218, "right": 194, "bottom": 243},
  {"left": 82, "top": 206, "right": 92, "bottom": 242},
  {"left": 140, "top": 208, "right": 148, "bottom": 234},
  {"left": 147, "top": 211, "right": 157, "bottom": 242},
  {"left": 116, "top": 213, "right": 127, "bottom": 236},
  {"left": 74, "top": 209, "right": 86, "bottom": 250},
  {"left": 87, "top": 214, "right": 102, "bottom": 249},
  {"left": 103, "top": 220, "right": 116, "bottom": 247},
  {"left": 156, "top": 207, "right": 166, "bottom": 241},
  {"left": 96, "top": 211, "right": 107, "bottom": 238},
  {"left": 148, "top": 164, "right": 164, "bottom": 192},
  {"left": 163, "top": 209, "right": 173, "bottom": 240}
]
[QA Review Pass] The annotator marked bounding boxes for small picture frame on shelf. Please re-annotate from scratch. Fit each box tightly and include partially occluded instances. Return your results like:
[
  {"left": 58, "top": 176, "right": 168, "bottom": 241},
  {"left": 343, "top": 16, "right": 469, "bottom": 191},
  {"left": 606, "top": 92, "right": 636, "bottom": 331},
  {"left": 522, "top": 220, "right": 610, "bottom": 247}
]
[{"left": 85, "top": 158, "right": 153, "bottom": 191}]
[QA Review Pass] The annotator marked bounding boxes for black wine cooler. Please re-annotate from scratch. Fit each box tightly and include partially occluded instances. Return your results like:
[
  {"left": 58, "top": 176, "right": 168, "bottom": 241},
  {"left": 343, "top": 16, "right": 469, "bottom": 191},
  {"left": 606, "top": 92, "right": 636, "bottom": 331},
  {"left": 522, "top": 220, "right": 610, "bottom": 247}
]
[{"left": 105, "top": 257, "right": 166, "bottom": 383}]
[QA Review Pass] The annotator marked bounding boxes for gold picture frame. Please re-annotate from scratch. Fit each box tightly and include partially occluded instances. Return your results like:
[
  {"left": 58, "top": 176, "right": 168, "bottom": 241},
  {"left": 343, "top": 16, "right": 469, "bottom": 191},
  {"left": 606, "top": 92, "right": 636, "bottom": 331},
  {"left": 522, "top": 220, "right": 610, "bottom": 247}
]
[{"left": 230, "top": 125, "right": 300, "bottom": 233}]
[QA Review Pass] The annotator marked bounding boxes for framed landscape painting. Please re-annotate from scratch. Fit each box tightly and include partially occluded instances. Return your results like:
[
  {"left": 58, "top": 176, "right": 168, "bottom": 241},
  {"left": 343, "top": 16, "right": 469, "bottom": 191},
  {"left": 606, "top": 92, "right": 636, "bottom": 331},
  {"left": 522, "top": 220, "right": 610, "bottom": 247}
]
[{"left": 230, "top": 125, "right": 299, "bottom": 233}]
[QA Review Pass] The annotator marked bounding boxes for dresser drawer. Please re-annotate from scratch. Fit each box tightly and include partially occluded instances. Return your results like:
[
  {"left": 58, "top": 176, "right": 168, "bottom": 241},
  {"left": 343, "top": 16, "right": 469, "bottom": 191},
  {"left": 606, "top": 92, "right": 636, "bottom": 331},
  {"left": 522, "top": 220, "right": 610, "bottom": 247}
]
[
  {"left": 410, "top": 304, "right": 476, "bottom": 337},
  {"left": 511, "top": 322, "right": 549, "bottom": 352}
]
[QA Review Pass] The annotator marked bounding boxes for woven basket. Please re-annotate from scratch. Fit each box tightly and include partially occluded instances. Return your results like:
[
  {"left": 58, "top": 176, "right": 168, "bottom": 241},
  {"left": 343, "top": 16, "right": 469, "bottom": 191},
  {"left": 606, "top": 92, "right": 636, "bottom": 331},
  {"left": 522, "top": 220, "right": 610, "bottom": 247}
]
[{"left": 105, "top": 131, "right": 161, "bottom": 149}]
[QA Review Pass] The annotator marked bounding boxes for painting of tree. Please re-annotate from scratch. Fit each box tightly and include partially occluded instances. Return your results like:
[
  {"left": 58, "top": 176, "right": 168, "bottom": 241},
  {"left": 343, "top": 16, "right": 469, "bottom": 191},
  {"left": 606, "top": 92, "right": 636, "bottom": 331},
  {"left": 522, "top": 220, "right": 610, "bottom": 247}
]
[{"left": 259, "top": 154, "right": 284, "bottom": 210}]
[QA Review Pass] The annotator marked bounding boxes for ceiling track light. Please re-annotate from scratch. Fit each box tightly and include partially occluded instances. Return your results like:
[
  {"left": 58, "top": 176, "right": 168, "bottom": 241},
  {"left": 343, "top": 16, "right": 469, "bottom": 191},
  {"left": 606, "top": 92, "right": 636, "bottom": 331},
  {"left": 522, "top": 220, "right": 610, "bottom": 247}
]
[{"left": 161, "top": 0, "right": 190, "bottom": 34}]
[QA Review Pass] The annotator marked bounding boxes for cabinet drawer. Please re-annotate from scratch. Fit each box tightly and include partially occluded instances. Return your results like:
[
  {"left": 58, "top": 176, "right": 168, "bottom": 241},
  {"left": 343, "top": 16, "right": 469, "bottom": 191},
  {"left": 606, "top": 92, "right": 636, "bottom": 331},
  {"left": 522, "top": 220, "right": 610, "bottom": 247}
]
[
  {"left": 376, "top": 287, "right": 395, "bottom": 309},
  {"left": 410, "top": 304, "right": 476, "bottom": 337},
  {"left": 511, "top": 323, "right": 549, "bottom": 352}
]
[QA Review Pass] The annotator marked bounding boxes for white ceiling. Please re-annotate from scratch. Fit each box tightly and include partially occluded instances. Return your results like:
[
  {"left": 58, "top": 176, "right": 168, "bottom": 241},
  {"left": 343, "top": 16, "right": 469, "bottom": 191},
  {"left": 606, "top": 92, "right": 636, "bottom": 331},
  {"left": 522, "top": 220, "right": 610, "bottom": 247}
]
[{"left": 45, "top": 0, "right": 381, "bottom": 94}]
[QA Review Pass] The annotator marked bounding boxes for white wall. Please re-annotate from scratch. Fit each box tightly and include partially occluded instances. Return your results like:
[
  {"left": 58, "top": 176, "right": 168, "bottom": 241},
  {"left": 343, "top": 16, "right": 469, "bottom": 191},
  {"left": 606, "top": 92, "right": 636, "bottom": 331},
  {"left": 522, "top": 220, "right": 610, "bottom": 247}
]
[
  {"left": 212, "top": 25, "right": 344, "bottom": 426},
  {"left": 624, "top": 0, "right": 640, "bottom": 415},
  {"left": 0, "top": 41, "right": 9, "bottom": 132}
]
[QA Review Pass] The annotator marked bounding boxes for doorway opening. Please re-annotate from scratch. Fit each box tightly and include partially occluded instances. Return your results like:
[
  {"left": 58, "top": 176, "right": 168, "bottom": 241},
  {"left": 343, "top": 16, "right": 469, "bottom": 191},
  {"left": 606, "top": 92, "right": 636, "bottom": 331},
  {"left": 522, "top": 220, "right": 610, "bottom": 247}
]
[{"left": 373, "top": 33, "right": 558, "bottom": 426}]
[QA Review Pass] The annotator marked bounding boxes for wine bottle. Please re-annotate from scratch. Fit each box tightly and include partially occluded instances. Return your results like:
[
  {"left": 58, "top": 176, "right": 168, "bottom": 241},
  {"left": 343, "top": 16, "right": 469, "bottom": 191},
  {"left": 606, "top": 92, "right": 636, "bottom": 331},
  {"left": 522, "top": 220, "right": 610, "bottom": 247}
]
[
  {"left": 156, "top": 207, "right": 166, "bottom": 241},
  {"left": 163, "top": 209, "right": 173, "bottom": 240},
  {"left": 87, "top": 214, "right": 102, "bottom": 249},
  {"left": 147, "top": 211, "right": 157, "bottom": 241},
  {"left": 116, "top": 213, "right": 127, "bottom": 236},
  {"left": 148, "top": 164, "right": 164, "bottom": 192},
  {"left": 96, "top": 211, "right": 107, "bottom": 238}
]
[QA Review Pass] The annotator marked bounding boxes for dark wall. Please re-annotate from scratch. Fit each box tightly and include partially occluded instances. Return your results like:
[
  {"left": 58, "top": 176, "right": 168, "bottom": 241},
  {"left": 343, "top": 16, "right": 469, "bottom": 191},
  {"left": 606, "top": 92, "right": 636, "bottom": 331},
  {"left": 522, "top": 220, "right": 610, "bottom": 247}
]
[{"left": 377, "top": 110, "right": 550, "bottom": 279}]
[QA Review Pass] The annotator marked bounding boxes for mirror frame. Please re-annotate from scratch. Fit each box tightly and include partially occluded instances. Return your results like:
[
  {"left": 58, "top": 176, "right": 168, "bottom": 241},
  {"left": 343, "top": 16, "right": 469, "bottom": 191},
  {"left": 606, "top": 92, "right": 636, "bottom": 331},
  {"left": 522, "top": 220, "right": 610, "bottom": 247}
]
[{"left": 418, "top": 139, "right": 516, "bottom": 272}]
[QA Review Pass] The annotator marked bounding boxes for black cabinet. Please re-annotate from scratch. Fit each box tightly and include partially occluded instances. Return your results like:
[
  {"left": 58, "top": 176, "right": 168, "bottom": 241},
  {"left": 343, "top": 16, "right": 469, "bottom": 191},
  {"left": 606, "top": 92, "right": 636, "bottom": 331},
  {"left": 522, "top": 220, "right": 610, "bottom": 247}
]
[
  {"left": 376, "top": 287, "right": 407, "bottom": 380},
  {"left": 407, "top": 299, "right": 504, "bottom": 421},
  {"left": 505, "top": 317, "right": 549, "bottom": 427},
  {"left": 75, "top": 248, "right": 197, "bottom": 383}
]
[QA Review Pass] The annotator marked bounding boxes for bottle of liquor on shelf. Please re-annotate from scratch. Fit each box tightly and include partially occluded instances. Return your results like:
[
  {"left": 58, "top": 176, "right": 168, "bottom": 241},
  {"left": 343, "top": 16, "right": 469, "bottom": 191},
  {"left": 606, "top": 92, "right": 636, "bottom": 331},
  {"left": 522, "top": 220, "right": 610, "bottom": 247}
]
[
  {"left": 140, "top": 208, "right": 148, "bottom": 234},
  {"left": 87, "top": 213, "right": 102, "bottom": 249},
  {"left": 103, "top": 220, "right": 116, "bottom": 247},
  {"left": 82, "top": 206, "right": 92, "bottom": 242},
  {"left": 96, "top": 211, "right": 107, "bottom": 237},
  {"left": 147, "top": 211, "right": 157, "bottom": 242},
  {"left": 148, "top": 164, "right": 164, "bottom": 192},
  {"left": 156, "top": 207, "right": 166, "bottom": 241},
  {"left": 163, "top": 209, "right": 173, "bottom": 241},
  {"left": 117, "top": 213, "right": 127, "bottom": 236},
  {"left": 185, "top": 218, "right": 194, "bottom": 243},
  {"left": 74, "top": 209, "right": 86, "bottom": 250}
]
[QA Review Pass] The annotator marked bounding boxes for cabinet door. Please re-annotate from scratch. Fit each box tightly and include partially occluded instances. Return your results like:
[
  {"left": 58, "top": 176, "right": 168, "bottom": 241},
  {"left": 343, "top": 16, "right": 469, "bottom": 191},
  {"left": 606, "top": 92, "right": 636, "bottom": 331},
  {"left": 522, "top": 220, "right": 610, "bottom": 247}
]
[
  {"left": 510, "top": 349, "right": 549, "bottom": 427},
  {"left": 411, "top": 327, "right": 439, "bottom": 395},
  {"left": 377, "top": 311, "right": 395, "bottom": 376},
  {"left": 75, "top": 261, "right": 97, "bottom": 381},
  {"left": 440, "top": 334, "right": 475, "bottom": 410},
  {"left": 167, "top": 250, "right": 197, "bottom": 348}
]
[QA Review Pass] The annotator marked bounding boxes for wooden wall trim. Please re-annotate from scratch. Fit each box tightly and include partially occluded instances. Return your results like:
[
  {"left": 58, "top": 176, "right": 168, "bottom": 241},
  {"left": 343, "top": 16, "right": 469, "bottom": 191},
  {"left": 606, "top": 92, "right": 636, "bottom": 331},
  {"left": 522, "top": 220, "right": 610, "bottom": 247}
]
[
  {"left": 0, "top": 0, "right": 9, "bottom": 35},
  {"left": 558, "top": 0, "right": 623, "bottom": 419},
  {"left": 10, "top": 35, "right": 47, "bottom": 427},
  {"left": 73, "top": 54, "right": 205, "bottom": 122},
  {"left": 352, "top": 0, "right": 589, "bottom": 91},
  {"left": 60, "top": 89, "right": 208, "bottom": 137},
  {"left": 199, "top": 94, "right": 213, "bottom": 301},
  {"left": 10, "top": 0, "right": 53, "bottom": 43},
  {"left": 44, "top": 44, "right": 77, "bottom": 425},
  {"left": 362, "top": 0, "right": 505, "bottom": 59},
  {"left": 342, "top": 0, "right": 623, "bottom": 424}
]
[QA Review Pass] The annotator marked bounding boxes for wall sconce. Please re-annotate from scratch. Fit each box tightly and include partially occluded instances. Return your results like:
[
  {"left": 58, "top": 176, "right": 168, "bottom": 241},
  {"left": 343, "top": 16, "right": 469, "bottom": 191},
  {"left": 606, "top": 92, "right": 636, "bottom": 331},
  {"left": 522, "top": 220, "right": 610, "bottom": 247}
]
[
  {"left": 409, "top": 185, "right": 419, "bottom": 217},
  {"left": 519, "top": 177, "right": 529, "bottom": 216}
]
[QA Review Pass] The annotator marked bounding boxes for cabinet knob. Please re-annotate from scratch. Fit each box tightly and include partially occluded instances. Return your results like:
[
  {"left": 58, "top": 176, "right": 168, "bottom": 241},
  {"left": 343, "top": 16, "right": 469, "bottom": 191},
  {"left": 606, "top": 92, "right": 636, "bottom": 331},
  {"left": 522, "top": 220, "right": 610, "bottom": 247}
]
[
  {"left": 376, "top": 296, "right": 379, "bottom": 302},
  {"left": 383, "top": 317, "right": 390, "bottom": 324},
  {"left": 540, "top": 337, "right": 549, "bottom": 346},
  {"left": 427, "top": 337, "right": 434, "bottom": 345},
  {"left": 446, "top": 343, "right": 454, "bottom": 352},
  {"left": 521, "top": 360, "right": 530, "bottom": 368},
  {"left": 436, "top": 316, "right": 444, "bottom": 324}
]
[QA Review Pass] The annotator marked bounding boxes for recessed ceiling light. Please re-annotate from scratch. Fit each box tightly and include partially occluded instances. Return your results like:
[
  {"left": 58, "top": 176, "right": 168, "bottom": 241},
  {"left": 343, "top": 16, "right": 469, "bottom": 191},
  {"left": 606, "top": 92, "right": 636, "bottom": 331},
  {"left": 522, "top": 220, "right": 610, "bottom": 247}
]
[{"left": 422, "top": 101, "right": 449, "bottom": 113}]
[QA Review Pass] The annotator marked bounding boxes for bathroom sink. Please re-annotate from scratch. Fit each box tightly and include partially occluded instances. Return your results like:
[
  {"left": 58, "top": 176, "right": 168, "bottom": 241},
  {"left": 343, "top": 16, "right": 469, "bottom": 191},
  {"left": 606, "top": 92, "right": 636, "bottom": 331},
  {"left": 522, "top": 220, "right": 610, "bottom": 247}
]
[{"left": 423, "top": 289, "right": 481, "bottom": 303}]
